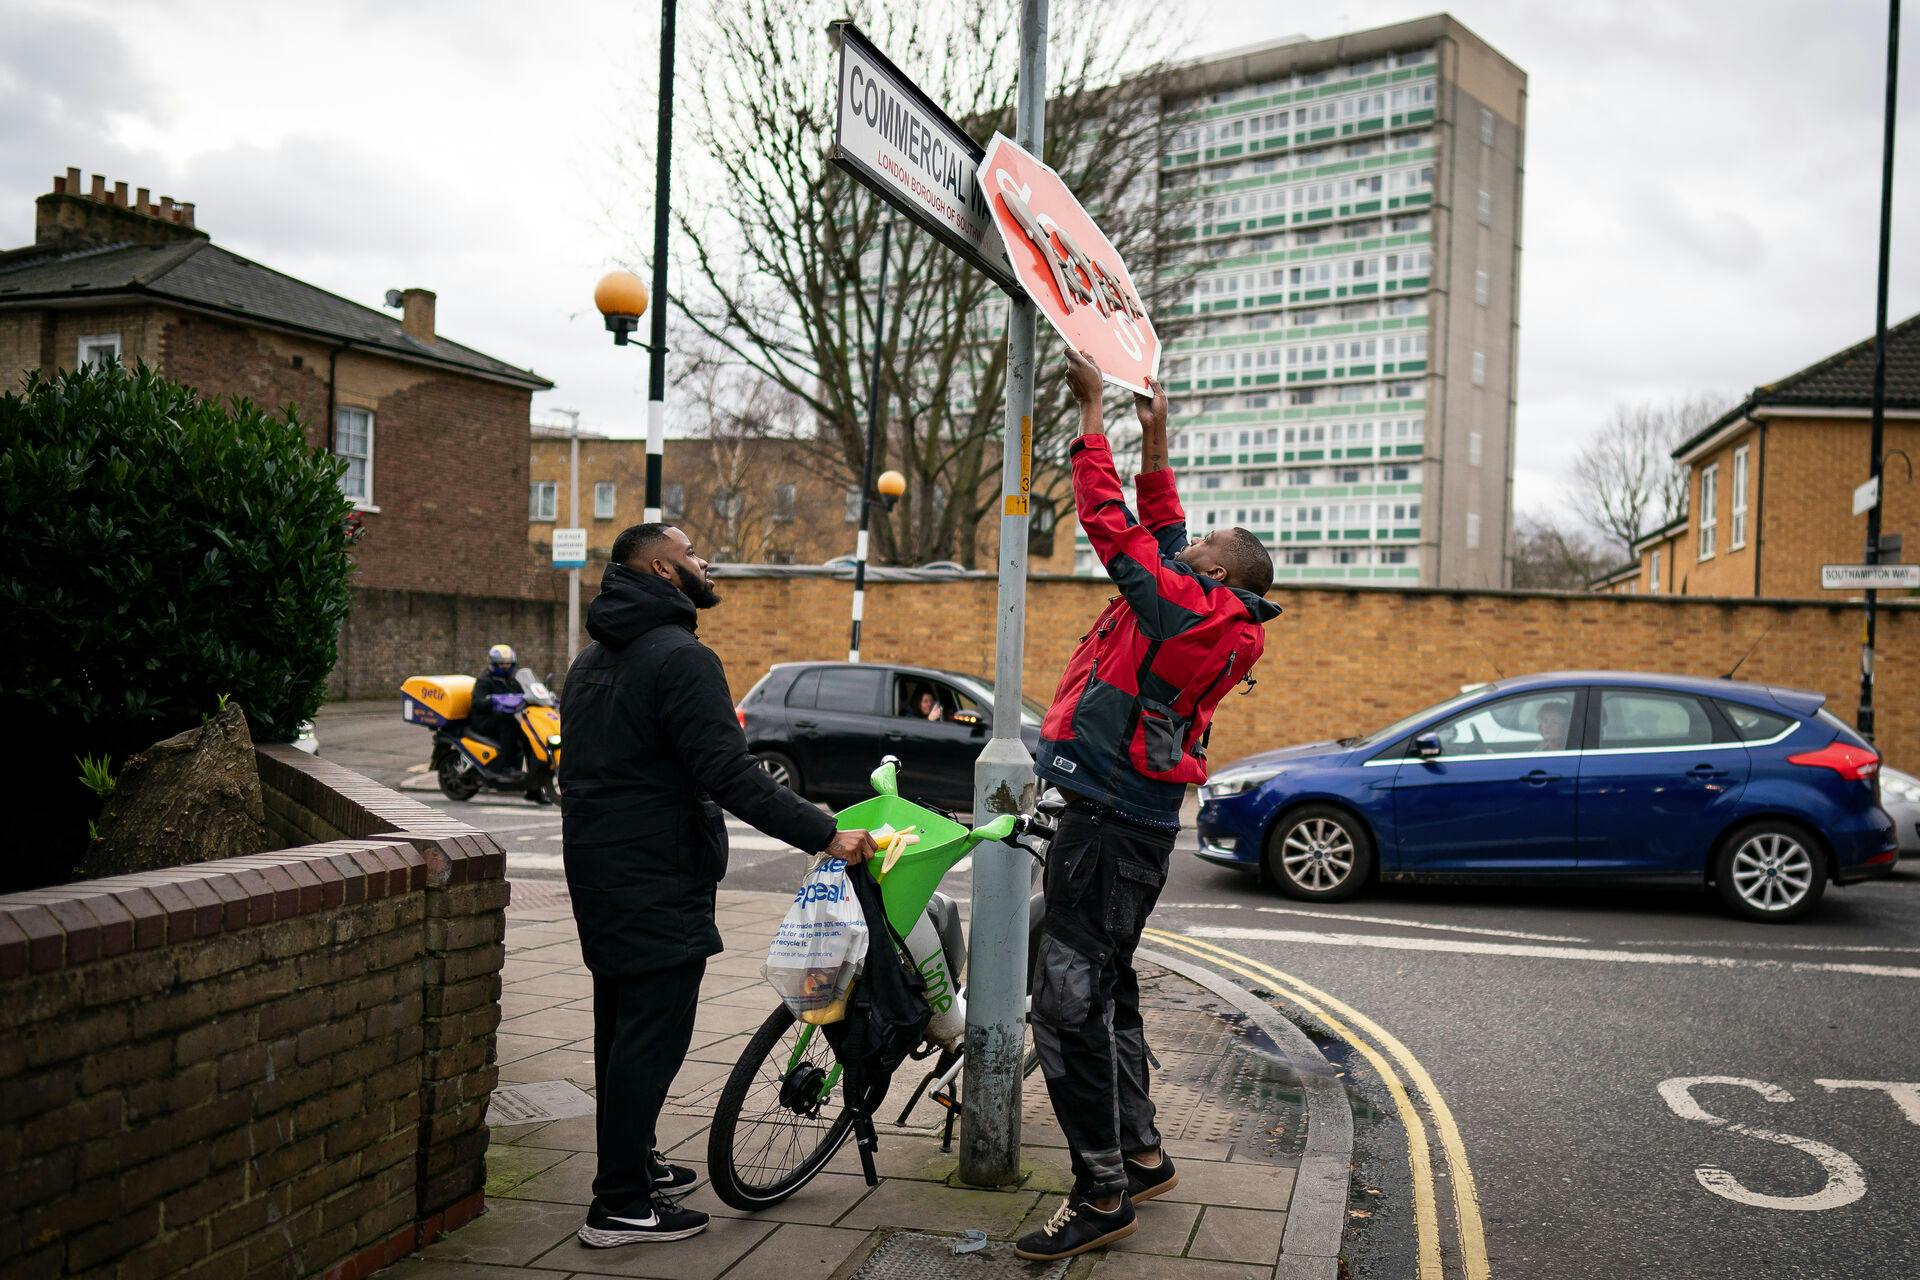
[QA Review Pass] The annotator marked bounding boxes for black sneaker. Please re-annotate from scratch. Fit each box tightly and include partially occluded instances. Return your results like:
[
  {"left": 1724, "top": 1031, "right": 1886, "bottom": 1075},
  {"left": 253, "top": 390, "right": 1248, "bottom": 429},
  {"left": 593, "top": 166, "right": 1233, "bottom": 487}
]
[
  {"left": 1012, "top": 1193, "right": 1137, "bottom": 1261},
  {"left": 1125, "top": 1151, "right": 1180, "bottom": 1202},
  {"left": 650, "top": 1151, "right": 702, "bottom": 1196},
  {"left": 576, "top": 1196, "right": 709, "bottom": 1247}
]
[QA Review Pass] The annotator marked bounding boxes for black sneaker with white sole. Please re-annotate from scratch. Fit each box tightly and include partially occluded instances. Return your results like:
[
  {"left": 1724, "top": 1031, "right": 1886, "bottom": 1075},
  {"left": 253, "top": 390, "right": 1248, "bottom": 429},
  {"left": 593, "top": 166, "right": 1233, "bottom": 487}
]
[
  {"left": 1012, "top": 1193, "right": 1137, "bottom": 1262},
  {"left": 650, "top": 1151, "right": 702, "bottom": 1196},
  {"left": 576, "top": 1196, "right": 709, "bottom": 1247},
  {"left": 1125, "top": 1151, "right": 1179, "bottom": 1202}
]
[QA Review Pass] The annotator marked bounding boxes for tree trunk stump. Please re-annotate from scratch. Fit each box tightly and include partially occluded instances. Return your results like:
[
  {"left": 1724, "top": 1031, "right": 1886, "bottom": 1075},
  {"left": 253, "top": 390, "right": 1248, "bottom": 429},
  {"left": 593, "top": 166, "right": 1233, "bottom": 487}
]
[{"left": 82, "top": 704, "right": 270, "bottom": 876}]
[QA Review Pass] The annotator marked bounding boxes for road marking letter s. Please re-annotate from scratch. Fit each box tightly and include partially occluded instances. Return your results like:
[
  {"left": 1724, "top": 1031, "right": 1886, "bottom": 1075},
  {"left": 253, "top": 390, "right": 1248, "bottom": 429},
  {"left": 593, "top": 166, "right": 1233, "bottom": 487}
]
[{"left": 1657, "top": 1075, "right": 1866, "bottom": 1212}]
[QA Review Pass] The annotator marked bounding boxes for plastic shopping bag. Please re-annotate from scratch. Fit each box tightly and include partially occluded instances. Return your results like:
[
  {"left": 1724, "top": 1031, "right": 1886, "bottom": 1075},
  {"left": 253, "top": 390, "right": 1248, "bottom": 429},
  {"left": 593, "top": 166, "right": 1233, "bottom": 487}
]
[{"left": 764, "top": 856, "right": 870, "bottom": 1025}]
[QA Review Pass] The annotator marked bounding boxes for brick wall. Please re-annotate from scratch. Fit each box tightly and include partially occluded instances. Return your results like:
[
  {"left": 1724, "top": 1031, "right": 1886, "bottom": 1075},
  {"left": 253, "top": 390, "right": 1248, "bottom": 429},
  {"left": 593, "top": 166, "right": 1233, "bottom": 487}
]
[
  {"left": 680, "top": 574, "right": 1920, "bottom": 772},
  {"left": 0, "top": 745, "right": 507, "bottom": 1280},
  {"left": 331, "top": 586, "right": 568, "bottom": 700},
  {"left": 1755, "top": 416, "right": 1920, "bottom": 599}
]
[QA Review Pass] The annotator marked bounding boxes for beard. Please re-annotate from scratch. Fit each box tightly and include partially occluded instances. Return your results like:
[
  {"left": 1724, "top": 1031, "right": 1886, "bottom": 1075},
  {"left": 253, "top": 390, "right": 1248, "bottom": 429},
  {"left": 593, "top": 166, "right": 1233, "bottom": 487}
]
[{"left": 675, "top": 562, "right": 721, "bottom": 609}]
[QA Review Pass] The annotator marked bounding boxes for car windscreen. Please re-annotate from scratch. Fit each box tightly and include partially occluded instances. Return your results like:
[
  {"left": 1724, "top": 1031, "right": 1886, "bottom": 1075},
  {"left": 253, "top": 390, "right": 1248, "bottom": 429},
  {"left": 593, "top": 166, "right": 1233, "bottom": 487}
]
[
  {"left": 948, "top": 675, "right": 1046, "bottom": 727},
  {"left": 1349, "top": 687, "right": 1489, "bottom": 750}
]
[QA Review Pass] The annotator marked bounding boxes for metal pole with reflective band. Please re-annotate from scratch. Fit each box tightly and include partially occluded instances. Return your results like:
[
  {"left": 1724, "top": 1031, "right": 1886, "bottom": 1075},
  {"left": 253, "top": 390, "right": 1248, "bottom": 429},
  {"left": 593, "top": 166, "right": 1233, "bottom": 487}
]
[
  {"left": 1858, "top": 0, "right": 1899, "bottom": 740},
  {"left": 850, "top": 221, "right": 892, "bottom": 663},
  {"left": 959, "top": 0, "right": 1046, "bottom": 1188},
  {"left": 644, "top": 0, "right": 676, "bottom": 522}
]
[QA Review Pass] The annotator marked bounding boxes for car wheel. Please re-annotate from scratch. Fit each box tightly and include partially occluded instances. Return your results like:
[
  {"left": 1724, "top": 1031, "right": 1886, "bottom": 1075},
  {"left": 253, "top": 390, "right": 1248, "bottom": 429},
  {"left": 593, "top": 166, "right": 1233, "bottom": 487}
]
[
  {"left": 1714, "top": 821, "right": 1827, "bottom": 923},
  {"left": 1265, "top": 805, "right": 1373, "bottom": 902},
  {"left": 758, "top": 751, "right": 803, "bottom": 798}
]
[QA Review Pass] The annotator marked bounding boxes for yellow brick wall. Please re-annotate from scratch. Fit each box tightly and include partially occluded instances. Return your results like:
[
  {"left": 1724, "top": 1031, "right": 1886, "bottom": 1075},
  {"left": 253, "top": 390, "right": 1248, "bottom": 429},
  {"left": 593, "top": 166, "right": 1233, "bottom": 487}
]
[
  {"left": 1755, "top": 416, "right": 1920, "bottom": 599},
  {"left": 1678, "top": 425, "right": 1760, "bottom": 596},
  {"left": 689, "top": 576, "right": 1920, "bottom": 772},
  {"left": 1, "top": 305, "right": 167, "bottom": 391}
]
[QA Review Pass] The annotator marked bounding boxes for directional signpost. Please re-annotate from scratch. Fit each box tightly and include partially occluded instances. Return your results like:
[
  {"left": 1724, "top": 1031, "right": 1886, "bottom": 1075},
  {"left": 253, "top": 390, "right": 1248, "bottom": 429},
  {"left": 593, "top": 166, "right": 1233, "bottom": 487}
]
[
  {"left": 1823, "top": 563, "right": 1920, "bottom": 590},
  {"left": 828, "top": 22, "right": 1020, "bottom": 292}
]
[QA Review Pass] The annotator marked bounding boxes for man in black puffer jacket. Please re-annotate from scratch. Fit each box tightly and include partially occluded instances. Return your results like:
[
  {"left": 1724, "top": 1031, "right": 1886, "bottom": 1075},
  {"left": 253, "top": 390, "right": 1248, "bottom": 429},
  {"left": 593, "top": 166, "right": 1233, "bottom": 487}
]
[{"left": 559, "top": 522, "right": 875, "bottom": 1250}]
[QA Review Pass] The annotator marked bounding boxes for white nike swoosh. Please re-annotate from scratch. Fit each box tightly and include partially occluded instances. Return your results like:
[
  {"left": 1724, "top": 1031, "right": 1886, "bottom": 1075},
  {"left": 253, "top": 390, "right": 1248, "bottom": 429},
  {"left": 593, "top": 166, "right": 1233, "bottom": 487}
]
[{"left": 607, "top": 1214, "right": 657, "bottom": 1228}]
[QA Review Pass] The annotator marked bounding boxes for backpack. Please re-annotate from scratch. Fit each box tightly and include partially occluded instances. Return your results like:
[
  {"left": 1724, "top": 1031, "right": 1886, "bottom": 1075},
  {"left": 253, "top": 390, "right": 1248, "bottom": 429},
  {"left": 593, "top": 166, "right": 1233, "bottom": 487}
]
[{"left": 822, "top": 861, "right": 932, "bottom": 1184}]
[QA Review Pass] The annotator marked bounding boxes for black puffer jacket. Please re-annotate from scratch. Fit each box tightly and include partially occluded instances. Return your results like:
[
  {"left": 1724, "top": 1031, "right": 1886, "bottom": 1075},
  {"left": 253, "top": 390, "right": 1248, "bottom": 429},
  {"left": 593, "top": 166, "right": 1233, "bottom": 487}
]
[{"left": 560, "top": 564, "right": 836, "bottom": 974}]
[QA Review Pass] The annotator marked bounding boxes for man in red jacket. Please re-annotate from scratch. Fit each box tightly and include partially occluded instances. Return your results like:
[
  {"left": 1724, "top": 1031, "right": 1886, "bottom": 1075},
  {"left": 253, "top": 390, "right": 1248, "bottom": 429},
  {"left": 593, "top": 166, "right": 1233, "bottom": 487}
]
[{"left": 1017, "top": 349, "right": 1280, "bottom": 1263}]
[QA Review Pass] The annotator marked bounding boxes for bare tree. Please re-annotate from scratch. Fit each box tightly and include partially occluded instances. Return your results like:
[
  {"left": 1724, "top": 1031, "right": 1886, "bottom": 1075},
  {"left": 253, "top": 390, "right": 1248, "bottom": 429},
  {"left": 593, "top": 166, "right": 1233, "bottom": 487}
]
[
  {"left": 1569, "top": 395, "right": 1725, "bottom": 556},
  {"left": 637, "top": 0, "right": 1185, "bottom": 566},
  {"left": 1511, "top": 511, "right": 1616, "bottom": 590}
]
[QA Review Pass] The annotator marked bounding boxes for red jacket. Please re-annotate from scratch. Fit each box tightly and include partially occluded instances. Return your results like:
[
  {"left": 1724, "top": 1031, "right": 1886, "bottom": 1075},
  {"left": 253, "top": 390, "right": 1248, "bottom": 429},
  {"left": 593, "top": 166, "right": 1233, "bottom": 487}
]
[{"left": 1037, "top": 435, "right": 1281, "bottom": 826}]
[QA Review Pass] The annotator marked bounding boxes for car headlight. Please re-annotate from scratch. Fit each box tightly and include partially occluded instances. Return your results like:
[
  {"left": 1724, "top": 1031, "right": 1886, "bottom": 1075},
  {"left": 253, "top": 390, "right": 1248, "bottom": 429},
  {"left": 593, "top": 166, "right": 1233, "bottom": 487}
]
[
  {"left": 1201, "top": 767, "right": 1281, "bottom": 802},
  {"left": 1881, "top": 773, "right": 1920, "bottom": 804}
]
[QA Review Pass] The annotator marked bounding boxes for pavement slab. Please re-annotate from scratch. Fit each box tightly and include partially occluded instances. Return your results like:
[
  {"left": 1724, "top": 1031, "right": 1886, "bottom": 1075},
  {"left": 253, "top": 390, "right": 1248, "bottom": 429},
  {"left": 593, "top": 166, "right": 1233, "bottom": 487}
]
[{"left": 383, "top": 884, "right": 1349, "bottom": 1280}]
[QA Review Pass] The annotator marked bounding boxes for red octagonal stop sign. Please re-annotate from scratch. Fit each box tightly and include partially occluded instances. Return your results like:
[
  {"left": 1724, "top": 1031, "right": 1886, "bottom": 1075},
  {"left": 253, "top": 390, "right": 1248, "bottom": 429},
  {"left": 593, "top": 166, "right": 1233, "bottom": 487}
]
[{"left": 979, "top": 133, "right": 1161, "bottom": 395}]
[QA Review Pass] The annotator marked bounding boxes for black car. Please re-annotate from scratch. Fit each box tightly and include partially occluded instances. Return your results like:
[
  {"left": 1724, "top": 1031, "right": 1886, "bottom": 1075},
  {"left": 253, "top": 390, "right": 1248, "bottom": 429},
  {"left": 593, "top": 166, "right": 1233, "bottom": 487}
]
[{"left": 738, "top": 662, "right": 1046, "bottom": 811}]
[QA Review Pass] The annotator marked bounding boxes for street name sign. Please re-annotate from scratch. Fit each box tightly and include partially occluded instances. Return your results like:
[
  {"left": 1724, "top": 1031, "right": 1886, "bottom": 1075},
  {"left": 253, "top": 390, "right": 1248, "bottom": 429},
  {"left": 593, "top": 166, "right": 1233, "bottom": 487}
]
[
  {"left": 1821, "top": 563, "right": 1920, "bottom": 590},
  {"left": 1854, "top": 476, "right": 1880, "bottom": 515},
  {"left": 552, "top": 527, "right": 587, "bottom": 570},
  {"left": 828, "top": 22, "right": 1020, "bottom": 292},
  {"left": 978, "top": 133, "right": 1161, "bottom": 394}
]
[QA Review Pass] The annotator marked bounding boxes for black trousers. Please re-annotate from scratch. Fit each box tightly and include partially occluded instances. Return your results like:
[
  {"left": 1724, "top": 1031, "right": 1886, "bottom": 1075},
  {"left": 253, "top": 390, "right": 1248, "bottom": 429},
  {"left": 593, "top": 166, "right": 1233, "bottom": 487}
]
[
  {"left": 1029, "top": 807, "right": 1174, "bottom": 1197},
  {"left": 590, "top": 958, "right": 705, "bottom": 1210}
]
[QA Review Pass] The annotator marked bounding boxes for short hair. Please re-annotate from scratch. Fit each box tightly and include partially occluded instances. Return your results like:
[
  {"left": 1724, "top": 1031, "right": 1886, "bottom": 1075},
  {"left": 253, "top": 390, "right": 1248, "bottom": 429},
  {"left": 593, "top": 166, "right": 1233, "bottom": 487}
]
[
  {"left": 1220, "top": 528, "right": 1274, "bottom": 595},
  {"left": 611, "top": 522, "right": 675, "bottom": 567}
]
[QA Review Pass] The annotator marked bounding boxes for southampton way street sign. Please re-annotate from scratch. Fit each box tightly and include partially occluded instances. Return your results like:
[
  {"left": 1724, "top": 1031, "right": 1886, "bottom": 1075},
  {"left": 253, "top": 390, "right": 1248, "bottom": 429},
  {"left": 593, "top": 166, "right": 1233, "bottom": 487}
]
[
  {"left": 828, "top": 22, "right": 1020, "bottom": 293},
  {"left": 1822, "top": 563, "right": 1920, "bottom": 590},
  {"left": 978, "top": 133, "right": 1161, "bottom": 395},
  {"left": 551, "top": 528, "right": 587, "bottom": 570}
]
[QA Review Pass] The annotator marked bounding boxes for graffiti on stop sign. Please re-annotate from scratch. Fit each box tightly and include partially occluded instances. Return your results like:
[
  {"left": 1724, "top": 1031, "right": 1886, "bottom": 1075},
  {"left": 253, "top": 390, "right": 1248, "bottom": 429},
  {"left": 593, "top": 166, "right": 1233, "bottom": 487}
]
[{"left": 979, "top": 133, "right": 1160, "bottom": 394}]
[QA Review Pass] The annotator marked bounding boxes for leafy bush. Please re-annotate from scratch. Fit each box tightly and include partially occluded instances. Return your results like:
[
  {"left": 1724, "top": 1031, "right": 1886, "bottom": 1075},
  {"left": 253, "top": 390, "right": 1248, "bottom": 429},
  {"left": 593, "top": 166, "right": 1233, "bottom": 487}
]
[{"left": 1, "top": 362, "right": 357, "bottom": 887}]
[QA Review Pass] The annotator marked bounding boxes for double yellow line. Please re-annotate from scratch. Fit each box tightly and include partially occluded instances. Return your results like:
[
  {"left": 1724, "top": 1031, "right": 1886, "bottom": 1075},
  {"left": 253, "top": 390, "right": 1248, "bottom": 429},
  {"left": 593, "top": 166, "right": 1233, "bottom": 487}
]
[{"left": 1143, "top": 928, "right": 1490, "bottom": 1280}]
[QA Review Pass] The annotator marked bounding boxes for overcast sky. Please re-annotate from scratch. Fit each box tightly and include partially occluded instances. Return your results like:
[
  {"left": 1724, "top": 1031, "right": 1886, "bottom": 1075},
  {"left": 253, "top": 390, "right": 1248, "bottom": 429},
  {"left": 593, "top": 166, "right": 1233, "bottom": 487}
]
[{"left": 3, "top": 0, "right": 1914, "bottom": 520}]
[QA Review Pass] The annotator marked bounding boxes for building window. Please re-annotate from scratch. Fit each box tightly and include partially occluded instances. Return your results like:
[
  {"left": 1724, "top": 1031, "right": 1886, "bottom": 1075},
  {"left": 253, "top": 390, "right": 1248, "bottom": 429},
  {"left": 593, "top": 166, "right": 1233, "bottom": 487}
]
[
  {"left": 1699, "top": 464, "right": 1719, "bottom": 560},
  {"left": 773, "top": 484, "right": 797, "bottom": 523},
  {"left": 664, "top": 483, "right": 686, "bottom": 521},
  {"left": 1474, "top": 270, "right": 1490, "bottom": 306},
  {"left": 336, "top": 407, "right": 374, "bottom": 508},
  {"left": 1480, "top": 108, "right": 1496, "bottom": 146},
  {"left": 529, "top": 480, "right": 557, "bottom": 522},
  {"left": 1466, "top": 511, "right": 1481, "bottom": 549},
  {"left": 1649, "top": 548, "right": 1662, "bottom": 594},
  {"left": 1476, "top": 189, "right": 1491, "bottom": 224},
  {"left": 594, "top": 481, "right": 616, "bottom": 520},
  {"left": 1731, "top": 446, "right": 1749, "bottom": 549},
  {"left": 1469, "top": 431, "right": 1483, "bottom": 467},
  {"left": 845, "top": 488, "right": 862, "bottom": 522},
  {"left": 77, "top": 333, "right": 122, "bottom": 368},
  {"left": 713, "top": 488, "right": 744, "bottom": 519},
  {"left": 1471, "top": 351, "right": 1486, "bottom": 386}
]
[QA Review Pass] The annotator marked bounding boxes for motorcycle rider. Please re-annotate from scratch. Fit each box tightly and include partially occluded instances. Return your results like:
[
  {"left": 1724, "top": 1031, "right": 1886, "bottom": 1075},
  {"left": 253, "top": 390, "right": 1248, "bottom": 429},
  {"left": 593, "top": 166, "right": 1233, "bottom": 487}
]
[{"left": 472, "top": 643, "right": 545, "bottom": 803}]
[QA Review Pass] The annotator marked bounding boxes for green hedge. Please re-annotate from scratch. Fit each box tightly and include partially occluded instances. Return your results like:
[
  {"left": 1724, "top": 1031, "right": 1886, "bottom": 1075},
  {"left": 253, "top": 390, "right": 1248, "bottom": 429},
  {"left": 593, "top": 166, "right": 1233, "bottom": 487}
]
[{"left": 0, "top": 362, "right": 357, "bottom": 887}]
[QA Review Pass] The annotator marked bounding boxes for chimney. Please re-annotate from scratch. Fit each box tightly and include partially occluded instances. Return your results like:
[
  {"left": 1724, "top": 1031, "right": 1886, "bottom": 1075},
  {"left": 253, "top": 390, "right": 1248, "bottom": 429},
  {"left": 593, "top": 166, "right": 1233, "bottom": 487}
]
[
  {"left": 400, "top": 288, "right": 436, "bottom": 343},
  {"left": 34, "top": 169, "right": 209, "bottom": 250}
]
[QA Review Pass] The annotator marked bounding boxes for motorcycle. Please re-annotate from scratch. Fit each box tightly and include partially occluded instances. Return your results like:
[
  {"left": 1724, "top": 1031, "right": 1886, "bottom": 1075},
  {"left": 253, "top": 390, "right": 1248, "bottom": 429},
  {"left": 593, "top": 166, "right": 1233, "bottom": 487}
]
[{"left": 400, "top": 668, "right": 562, "bottom": 803}]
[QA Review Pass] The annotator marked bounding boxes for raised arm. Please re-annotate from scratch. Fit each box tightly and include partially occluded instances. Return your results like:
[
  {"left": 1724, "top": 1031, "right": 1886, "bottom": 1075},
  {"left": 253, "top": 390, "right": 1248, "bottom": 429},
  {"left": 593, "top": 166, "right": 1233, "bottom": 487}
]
[
  {"left": 1064, "top": 350, "right": 1210, "bottom": 639},
  {"left": 1131, "top": 379, "right": 1187, "bottom": 557}
]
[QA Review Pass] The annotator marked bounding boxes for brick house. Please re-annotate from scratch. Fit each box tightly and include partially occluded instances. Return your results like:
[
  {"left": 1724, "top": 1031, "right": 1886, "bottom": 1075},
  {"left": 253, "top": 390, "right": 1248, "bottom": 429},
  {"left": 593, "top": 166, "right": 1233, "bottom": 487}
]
[
  {"left": 527, "top": 429, "right": 1080, "bottom": 573},
  {"left": 0, "top": 169, "right": 558, "bottom": 694},
  {"left": 1601, "top": 314, "right": 1920, "bottom": 598}
]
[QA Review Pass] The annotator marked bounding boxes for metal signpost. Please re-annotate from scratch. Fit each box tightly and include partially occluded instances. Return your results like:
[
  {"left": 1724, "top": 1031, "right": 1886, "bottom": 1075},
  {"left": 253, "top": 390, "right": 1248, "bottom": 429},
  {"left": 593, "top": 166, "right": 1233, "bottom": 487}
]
[
  {"left": 1856, "top": 0, "right": 1900, "bottom": 740},
  {"left": 954, "top": 0, "right": 1049, "bottom": 1187}
]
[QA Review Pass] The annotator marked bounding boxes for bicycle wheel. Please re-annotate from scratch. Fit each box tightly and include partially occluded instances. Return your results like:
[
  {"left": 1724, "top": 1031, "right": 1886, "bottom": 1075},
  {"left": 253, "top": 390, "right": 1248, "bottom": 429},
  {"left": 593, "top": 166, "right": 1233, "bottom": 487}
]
[{"left": 706, "top": 1003, "right": 856, "bottom": 1209}]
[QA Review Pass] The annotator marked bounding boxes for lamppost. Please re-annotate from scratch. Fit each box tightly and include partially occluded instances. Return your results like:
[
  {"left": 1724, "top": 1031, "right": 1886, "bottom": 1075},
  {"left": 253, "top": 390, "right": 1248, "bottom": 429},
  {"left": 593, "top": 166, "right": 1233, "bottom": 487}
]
[
  {"left": 592, "top": 268, "right": 665, "bottom": 521},
  {"left": 849, "top": 469, "right": 906, "bottom": 662},
  {"left": 1856, "top": 0, "right": 1901, "bottom": 741}
]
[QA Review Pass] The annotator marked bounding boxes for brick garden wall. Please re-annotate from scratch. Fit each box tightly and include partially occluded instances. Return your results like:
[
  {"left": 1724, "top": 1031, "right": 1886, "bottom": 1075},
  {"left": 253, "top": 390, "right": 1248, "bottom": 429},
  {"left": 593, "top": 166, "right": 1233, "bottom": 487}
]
[
  {"left": 0, "top": 746, "right": 508, "bottom": 1280},
  {"left": 330, "top": 586, "right": 568, "bottom": 700},
  {"left": 687, "top": 574, "right": 1920, "bottom": 772}
]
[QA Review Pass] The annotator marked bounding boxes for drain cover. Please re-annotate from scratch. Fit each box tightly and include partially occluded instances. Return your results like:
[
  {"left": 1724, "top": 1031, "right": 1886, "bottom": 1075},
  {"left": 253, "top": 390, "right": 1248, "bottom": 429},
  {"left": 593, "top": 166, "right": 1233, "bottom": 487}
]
[{"left": 848, "top": 1230, "right": 1065, "bottom": 1280}]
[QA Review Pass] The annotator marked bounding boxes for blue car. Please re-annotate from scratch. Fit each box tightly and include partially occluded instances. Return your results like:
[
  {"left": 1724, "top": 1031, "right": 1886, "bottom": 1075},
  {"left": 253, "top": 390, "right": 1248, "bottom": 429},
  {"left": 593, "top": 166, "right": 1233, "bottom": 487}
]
[{"left": 1196, "top": 672, "right": 1897, "bottom": 922}]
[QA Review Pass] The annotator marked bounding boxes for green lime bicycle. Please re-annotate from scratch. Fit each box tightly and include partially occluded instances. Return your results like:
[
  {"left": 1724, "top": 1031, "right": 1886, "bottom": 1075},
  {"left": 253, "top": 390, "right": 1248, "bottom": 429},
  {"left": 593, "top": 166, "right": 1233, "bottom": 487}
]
[{"left": 705, "top": 757, "right": 1057, "bottom": 1210}]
